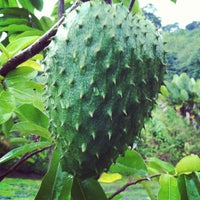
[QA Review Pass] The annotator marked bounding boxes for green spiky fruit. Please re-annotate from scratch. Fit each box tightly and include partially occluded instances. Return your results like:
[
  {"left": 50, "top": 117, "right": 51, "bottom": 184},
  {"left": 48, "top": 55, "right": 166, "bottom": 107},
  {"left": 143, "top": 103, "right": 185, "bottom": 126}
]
[{"left": 44, "top": 1, "right": 165, "bottom": 180}]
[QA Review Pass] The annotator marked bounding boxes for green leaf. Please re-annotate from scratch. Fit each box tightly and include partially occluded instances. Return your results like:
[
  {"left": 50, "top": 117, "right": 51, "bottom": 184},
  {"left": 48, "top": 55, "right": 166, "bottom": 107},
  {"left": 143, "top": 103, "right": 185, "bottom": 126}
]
[
  {"left": 177, "top": 175, "right": 188, "bottom": 200},
  {"left": 0, "top": 18, "right": 27, "bottom": 26},
  {"left": 175, "top": 155, "right": 200, "bottom": 175},
  {"left": 72, "top": 178, "right": 107, "bottom": 200},
  {"left": 109, "top": 149, "right": 148, "bottom": 177},
  {"left": 6, "top": 67, "right": 38, "bottom": 81},
  {"left": 0, "top": 141, "right": 51, "bottom": 164},
  {"left": 147, "top": 157, "right": 175, "bottom": 174},
  {"left": 0, "top": 91, "right": 15, "bottom": 124},
  {"left": 98, "top": 172, "right": 122, "bottom": 183},
  {"left": 158, "top": 174, "right": 180, "bottom": 200},
  {"left": 3, "top": 36, "right": 39, "bottom": 58},
  {"left": 30, "top": 0, "right": 43, "bottom": 11},
  {"left": 16, "top": 104, "right": 48, "bottom": 128},
  {"left": 11, "top": 121, "right": 50, "bottom": 139},
  {"left": 39, "top": 16, "right": 54, "bottom": 31},
  {"left": 171, "top": 0, "right": 177, "bottom": 3},
  {"left": 35, "top": 148, "right": 73, "bottom": 200},
  {"left": 18, "top": 0, "right": 35, "bottom": 13},
  {"left": 185, "top": 173, "right": 200, "bottom": 200},
  {"left": 178, "top": 173, "right": 200, "bottom": 200},
  {"left": 0, "top": 24, "right": 40, "bottom": 33}
]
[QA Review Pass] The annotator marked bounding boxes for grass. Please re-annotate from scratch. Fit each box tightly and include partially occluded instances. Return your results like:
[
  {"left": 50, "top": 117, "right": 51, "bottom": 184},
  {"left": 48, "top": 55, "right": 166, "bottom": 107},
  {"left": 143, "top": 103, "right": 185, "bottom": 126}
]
[
  {"left": 0, "top": 177, "right": 159, "bottom": 200},
  {"left": 0, "top": 178, "right": 41, "bottom": 200}
]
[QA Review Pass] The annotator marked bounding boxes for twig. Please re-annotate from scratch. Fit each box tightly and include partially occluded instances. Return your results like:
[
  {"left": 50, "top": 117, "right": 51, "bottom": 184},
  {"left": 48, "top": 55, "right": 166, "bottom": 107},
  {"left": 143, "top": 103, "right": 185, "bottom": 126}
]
[
  {"left": 0, "top": 0, "right": 82, "bottom": 77},
  {"left": 105, "top": 0, "right": 112, "bottom": 4},
  {"left": 58, "top": 0, "right": 65, "bottom": 19},
  {"left": 108, "top": 174, "right": 161, "bottom": 200},
  {"left": 0, "top": 145, "right": 52, "bottom": 182},
  {"left": 129, "top": 0, "right": 136, "bottom": 12}
]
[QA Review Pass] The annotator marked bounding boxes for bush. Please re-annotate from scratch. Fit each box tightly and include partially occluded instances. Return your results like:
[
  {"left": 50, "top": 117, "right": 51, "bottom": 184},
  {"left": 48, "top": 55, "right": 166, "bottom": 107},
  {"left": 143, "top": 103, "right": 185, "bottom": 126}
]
[{"left": 136, "top": 100, "right": 200, "bottom": 164}]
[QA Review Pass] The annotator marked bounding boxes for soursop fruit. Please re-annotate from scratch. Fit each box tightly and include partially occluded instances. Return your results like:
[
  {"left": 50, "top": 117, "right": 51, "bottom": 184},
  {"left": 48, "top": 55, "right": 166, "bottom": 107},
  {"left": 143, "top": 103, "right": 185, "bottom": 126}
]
[{"left": 44, "top": 1, "right": 165, "bottom": 180}]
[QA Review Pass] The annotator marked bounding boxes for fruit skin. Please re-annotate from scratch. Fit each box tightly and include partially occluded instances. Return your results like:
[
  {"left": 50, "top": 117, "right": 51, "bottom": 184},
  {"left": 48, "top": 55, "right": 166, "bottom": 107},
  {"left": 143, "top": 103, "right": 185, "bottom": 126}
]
[{"left": 44, "top": 1, "right": 165, "bottom": 179}]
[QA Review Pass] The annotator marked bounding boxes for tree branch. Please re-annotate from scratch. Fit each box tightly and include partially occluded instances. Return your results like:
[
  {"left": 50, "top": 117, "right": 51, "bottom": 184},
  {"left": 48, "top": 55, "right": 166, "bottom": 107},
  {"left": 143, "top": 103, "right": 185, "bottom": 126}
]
[
  {"left": 0, "top": 0, "right": 82, "bottom": 77},
  {"left": 129, "top": 0, "right": 136, "bottom": 12},
  {"left": 0, "top": 145, "right": 52, "bottom": 182},
  {"left": 58, "top": 0, "right": 65, "bottom": 19},
  {"left": 108, "top": 174, "right": 161, "bottom": 200}
]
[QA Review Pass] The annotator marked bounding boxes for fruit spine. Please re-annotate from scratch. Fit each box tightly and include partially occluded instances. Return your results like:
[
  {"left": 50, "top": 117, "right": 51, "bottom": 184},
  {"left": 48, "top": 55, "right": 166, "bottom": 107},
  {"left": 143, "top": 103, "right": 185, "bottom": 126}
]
[{"left": 44, "top": 1, "right": 165, "bottom": 179}]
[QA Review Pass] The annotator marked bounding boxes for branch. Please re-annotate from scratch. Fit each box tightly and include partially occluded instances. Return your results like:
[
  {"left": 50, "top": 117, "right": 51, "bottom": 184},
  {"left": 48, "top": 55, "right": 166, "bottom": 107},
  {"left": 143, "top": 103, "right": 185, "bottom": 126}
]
[
  {"left": 0, "top": 0, "right": 82, "bottom": 77},
  {"left": 0, "top": 145, "right": 52, "bottom": 182},
  {"left": 58, "top": 0, "right": 65, "bottom": 19},
  {"left": 108, "top": 174, "right": 161, "bottom": 200},
  {"left": 129, "top": 0, "right": 136, "bottom": 12}
]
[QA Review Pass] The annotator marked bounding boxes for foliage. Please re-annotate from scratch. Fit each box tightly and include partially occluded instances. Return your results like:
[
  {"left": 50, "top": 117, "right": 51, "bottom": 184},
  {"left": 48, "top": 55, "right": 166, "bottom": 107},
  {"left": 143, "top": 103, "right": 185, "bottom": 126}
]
[
  {"left": 142, "top": 3, "right": 162, "bottom": 28},
  {"left": 164, "top": 29, "right": 200, "bottom": 80},
  {"left": 34, "top": 149, "right": 200, "bottom": 199},
  {"left": 186, "top": 21, "right": 200, "bottom": 30},
  {"left": 161, "top": 73, "right": 200, "bottom": 130},
  {"left": 137, "top": 101, "right": 200, "bottom": 164}
]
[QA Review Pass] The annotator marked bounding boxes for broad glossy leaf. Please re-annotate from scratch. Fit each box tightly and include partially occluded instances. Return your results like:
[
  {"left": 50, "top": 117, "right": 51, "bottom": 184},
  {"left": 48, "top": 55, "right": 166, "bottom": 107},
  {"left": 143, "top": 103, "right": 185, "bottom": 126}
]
[
  {"left": 0, "top": 24, "right": 39, "bottom": 33},
  {"left": 178, "top": 173, "right": 200, "bottom": 200},
  {"left": 1, "top": 117, "right": 14, "bottom": 137},
  {"left": 8, "top": 0, "right": 18, "bottom": 6},
  {"left": 18, "top": 0, "right": 34, "bottom": 13},
  {"left": 13, "top": 30, "right": 44, "bottom": 40},
  {"left": 0, "top": 7, "right": 29, "bottom": 18},
  {"left": 11, "top": 121, "right": 50, "bottom": 139},
  {"left": 16, "top": 104, "right": 48, "bottom": 128},
  {"left": 158, "top": 174, "right": 180, "bottom": 200},
  {"left": 40, "top": 16, "right": 54, "bottom": 31},
  {"left": 109, "top": 149, "right": 148, "bottom": 177},
  {"left": 6, "top": 67, "right": 38, "bottom": 81},
  {"left": 19, "top": 60, "right": 43, "bottom": 71},
  {"left": 35, "top": 148, "right": 73, "bottom": 200},
  {"left": 185, "top": 173, "right": 200, "bottom": 200},
  {"left": 177, "top": 175, "right": 188, "bottom": 200},
  {"left": 5, "top": 36, "right": 40, "bottom": 57},
  {"left": 175, "top": 155, "right": 200, "bottom": 175},
  {"left": 0, "top": 141, "right": 51, "bottom": 164},
  {"left": 72, "top": 178, "right": 107, "bottom": 200},
  {"left": 0, "top": 18, "right": 27, "bottom": 26},
  {"left": 147, "top": 157, "right": 175, "bottom": 174},
  {"left": 0, "top": 91, "right": 15, "bottom": 124},
  {"left": 30, "top": 0, "right": 43, "bottom": 11},
  {"left": 98, "top": 172, "right": 122, "bottom": 183}
]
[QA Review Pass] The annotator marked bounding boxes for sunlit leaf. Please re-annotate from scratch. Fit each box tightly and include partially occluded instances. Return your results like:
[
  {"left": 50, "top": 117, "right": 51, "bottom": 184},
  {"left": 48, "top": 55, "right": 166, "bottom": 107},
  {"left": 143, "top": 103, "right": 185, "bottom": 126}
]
[
  {"left": 158, "top": 174, "right": 180, "bottom": 200},
  {"left": 175, "top": 155, "right": 200, "bottom": 175},
  {"left": 4, "top": 36, "right": 40, "bottom": 57},
  {"left": 98, "top": 172, "right": 122, "bottom": 183},
  {"left": 18, "top": 0, "right": 35, "bottom": 13},
  {"left": 11, "top": 121, "right": 50, "bottom": 139},
  {"left": 109, "top": 149, "right": 148, "bottom": 177},
  {"left": 0, "top": 141, "right": 51, "bottom": 164},
  {"left": 19, "top": 60, "right": 43, "bottom": 71},
  {"left": 6, "top": 67, "right": 38, "bottom": 81},
  {"left": 147, "top": 157, "right": 175, "bottom": 174},
  {"left": 0, "top": 91, "right": 15, "bottom": 124},
  {"left": 0, "top": 18, "right": 27, "bottom": 26}
]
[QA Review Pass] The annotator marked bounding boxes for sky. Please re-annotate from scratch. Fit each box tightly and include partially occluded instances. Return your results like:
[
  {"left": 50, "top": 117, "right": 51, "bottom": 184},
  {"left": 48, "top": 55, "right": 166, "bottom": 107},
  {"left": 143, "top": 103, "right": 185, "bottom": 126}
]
[
  {"left": 41, "top": 0, "right": 200, "bottom": 28},
  {"left": 139, "top": 0, "right": 200, "bottom": 28}
]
